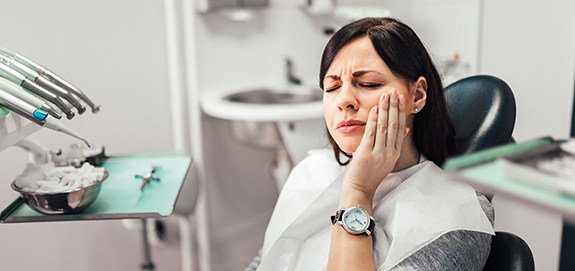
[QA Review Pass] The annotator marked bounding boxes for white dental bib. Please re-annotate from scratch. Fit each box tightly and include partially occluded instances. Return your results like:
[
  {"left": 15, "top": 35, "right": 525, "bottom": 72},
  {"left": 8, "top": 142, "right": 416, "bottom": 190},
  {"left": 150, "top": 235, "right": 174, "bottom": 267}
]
[{"left": 258, "top": 149, "right": 494, "bottom": 271}]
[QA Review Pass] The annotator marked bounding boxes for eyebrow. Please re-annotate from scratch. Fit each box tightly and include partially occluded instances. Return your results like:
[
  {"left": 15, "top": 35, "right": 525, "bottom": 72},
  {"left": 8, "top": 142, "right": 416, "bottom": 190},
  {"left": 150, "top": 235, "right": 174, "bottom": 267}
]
[{"left": 324, "top": 70, "right": 383, "bottom": 80}]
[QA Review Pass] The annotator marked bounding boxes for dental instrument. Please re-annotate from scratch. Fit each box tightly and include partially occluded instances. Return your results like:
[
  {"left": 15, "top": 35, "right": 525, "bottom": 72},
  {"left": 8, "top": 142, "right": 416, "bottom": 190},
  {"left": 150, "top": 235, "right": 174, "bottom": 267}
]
[
  {"left": 0, "top": 52, "right": 86, "bottom": 115},
  {"left": 0, "top": 67, "right": 62, "bottom": 119},
  {"left": 135, "top": 166, "right": 161, "bottom": 192},
  {"left": 1, "top": 49, "right": 101, "bottom": 113},
  {"left": 0, "top": 58, "right": 75, "bottom": 119},
  {"left": 34, "top": 72, "right": 86, "bottom": 114},
  {"left": 0, "top": 87, "right": 90, "bottom": 147}
]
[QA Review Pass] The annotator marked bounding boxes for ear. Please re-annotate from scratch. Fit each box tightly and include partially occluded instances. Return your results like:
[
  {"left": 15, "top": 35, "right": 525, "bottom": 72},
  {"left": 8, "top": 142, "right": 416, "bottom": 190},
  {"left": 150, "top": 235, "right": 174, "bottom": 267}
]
[{"left": 412, "top": 76, "right": 427, "bottom": 112}]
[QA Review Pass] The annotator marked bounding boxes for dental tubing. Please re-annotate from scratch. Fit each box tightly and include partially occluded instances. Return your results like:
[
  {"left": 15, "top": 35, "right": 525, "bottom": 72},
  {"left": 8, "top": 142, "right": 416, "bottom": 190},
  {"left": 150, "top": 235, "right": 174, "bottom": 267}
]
[{"left": 0, "top": 84, "right": 90, "bottom": 147}]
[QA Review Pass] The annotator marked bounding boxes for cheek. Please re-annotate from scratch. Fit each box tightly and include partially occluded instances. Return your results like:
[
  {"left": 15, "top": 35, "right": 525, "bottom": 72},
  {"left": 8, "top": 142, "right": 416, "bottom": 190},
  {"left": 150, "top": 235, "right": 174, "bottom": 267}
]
[
  {"left": 322, "top": 97, "right": 335, "bottom": 124},
  {"left": 359, "top": 93, "right": 381, "bottom": 112}
]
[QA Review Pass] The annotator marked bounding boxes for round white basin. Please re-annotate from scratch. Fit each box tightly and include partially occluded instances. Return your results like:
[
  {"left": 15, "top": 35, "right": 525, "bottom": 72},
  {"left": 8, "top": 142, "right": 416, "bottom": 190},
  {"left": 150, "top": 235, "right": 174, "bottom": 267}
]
[
  {"left": 201, "top": 86, "right": 324, "bottom": 122},
  {"left": 224, "top": 88, "right": 323, "bottom": 105}
]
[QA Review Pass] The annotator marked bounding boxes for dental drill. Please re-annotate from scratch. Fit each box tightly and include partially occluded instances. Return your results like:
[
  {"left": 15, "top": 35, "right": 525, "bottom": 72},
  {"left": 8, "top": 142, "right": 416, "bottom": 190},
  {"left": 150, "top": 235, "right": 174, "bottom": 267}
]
[
  {"left": 0, "top": 86, "right": 90, "bottom": 147},
  {"left": 0, "top": 52, "right": 86, "bottom": 115},
  {"left": 0, "top": 59, "right": 75, "bottom": 119},
  {"left": 0, "top": 65, "right": 62, "bottom": 119},
  {"left": 1, "top": 49, "right": 101, "bottom": 113}
]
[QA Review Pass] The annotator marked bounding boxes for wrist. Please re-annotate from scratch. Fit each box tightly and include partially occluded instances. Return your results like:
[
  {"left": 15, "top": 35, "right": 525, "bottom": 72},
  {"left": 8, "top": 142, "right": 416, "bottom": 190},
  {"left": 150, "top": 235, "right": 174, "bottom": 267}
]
[{"left": 338, "top": 185, "right": 374, "bottom": 214}]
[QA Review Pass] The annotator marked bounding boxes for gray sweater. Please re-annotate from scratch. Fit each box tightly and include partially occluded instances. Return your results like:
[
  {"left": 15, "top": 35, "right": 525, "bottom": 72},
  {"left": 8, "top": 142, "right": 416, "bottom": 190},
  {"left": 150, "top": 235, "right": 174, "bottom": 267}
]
[{"left": 245, "top": 193, "right": 494, "bottom": 271}]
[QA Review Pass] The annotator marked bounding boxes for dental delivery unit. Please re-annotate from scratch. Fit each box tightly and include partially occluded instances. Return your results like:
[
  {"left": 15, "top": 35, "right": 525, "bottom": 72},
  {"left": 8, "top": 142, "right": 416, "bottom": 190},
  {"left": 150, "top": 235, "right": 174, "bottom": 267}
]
[{"left": 0, "top": 47, "right": 100, "bottom": 146}]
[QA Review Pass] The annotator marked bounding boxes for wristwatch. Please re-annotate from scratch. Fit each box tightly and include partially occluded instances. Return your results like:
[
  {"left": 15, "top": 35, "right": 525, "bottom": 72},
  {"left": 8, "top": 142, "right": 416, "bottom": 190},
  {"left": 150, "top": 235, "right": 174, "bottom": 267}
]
[{"left": 330, "top": 205, "right": 375, "bottom": 236}]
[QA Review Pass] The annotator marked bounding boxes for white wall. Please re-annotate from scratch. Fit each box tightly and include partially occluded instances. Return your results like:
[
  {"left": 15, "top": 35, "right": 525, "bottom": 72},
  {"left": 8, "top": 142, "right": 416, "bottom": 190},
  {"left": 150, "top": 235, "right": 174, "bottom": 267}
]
[
  {"left": 0, "top": 1, "right": 182, "bottom": 270},
  {"left": 481, "top": 1, "right": 575, "bottom": 270},
  {"left": 481, "top": 0, "right": 575, "bottom": 141}
]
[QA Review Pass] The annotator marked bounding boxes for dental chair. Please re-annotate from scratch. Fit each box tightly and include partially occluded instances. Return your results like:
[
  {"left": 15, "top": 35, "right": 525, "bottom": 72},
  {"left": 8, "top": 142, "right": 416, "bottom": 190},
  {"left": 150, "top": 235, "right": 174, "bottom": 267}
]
[{"left": 443, "top": 75, "right": 535, "bottom": 271}]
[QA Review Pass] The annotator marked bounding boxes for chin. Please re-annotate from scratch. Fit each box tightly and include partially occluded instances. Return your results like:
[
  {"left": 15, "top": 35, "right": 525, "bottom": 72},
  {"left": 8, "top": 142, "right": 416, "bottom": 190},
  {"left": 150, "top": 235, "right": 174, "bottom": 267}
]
[
  {"left": 329, "top": 132, "right": 361, "bottom": 154},
  {"left": 336, "top": 141, "right": 360, "bottom": 154}
]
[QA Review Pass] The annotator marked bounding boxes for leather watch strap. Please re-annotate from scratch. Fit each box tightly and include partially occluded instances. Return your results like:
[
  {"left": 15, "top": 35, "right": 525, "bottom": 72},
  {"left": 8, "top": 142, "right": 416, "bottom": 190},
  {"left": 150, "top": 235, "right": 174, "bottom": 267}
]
[
  {"left": 366, "top": 217, "right": 375, "bottom": 236},
  {"left": 330, "top": 208, "right": 375, "bottom": 236},
  {"left": 330, "top": 209, "right": 345, "bottom": 225}
]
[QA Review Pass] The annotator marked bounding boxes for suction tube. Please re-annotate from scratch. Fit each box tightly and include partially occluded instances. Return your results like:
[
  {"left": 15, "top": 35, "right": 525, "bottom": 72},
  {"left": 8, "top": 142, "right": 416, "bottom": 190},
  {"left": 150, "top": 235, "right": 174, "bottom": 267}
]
[
  {"left": 42, "top": 116, "right": 90, "bottom": 147},
  {"left": 0, "top": 88, "right": 90, "bottom": 147},
  {"left": 0, "top": 64, "right": 62, "bottom": 119},
  {"left": 0, "top": 54, "right": 75, "bottom": 119},
  {"left": 9, "top": 52, "right": 100, "bottom": 113}
]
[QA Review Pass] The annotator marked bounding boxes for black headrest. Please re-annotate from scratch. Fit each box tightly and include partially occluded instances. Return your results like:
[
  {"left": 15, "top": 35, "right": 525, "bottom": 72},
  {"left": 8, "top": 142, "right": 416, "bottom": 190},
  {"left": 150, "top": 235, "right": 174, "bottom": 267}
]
[
  {"left": 444, "top": 75, "right": 516, "bottom": 156},
  {"left": 483, "top": 231, "right": 535, "bottom": 271}
]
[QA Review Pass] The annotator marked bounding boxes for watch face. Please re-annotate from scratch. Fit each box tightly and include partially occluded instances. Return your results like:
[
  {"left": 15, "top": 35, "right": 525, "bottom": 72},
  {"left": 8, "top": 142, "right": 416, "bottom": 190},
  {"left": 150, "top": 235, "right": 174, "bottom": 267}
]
[{"left": 342, "top": 206, "right": 369, "bottom": 234}]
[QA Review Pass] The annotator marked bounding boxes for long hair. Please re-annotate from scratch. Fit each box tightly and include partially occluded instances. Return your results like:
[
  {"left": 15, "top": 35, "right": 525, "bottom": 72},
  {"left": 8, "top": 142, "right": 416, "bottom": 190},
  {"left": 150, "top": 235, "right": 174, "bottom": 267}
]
[{"left": 319, "top": 17, "right": 455, "bottom": 166}]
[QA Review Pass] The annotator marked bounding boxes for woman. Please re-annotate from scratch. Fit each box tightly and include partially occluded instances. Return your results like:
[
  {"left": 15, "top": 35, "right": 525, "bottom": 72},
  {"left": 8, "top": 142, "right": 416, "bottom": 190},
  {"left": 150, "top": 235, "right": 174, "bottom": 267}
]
[{"left": 247, "top": 17, "right": 494, "bottom": 271}]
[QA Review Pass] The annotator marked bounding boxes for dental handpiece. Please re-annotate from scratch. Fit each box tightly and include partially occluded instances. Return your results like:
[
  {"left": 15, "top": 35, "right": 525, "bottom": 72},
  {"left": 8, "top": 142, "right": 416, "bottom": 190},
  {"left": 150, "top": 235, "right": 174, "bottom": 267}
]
[
  {"left": 0, "top": 64, "right": 62, "bottom": 119},
  {"left": 35, "top": 76, "right": 86, "bottom": 114},
  {"left": 0, "top": 88, "right": 90, "bottom": 147},
  {"left": 0, "top": 76, "right": 62, "bottom": 119},
  {"left": 8, "top": 52, "right": 100, "bottom": 113},
  {"left": 0, "top": 55, "right": 75, "bottom": 119},
  {"left": 0, "top": 52, "right": 85, "bottom": 114}
]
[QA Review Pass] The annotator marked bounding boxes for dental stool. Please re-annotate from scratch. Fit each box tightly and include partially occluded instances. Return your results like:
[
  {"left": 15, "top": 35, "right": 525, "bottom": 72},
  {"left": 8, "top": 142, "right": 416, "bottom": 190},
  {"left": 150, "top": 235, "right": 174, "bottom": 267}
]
[{"left": 443, "top": 75, "right": 535, "bottom": 271}]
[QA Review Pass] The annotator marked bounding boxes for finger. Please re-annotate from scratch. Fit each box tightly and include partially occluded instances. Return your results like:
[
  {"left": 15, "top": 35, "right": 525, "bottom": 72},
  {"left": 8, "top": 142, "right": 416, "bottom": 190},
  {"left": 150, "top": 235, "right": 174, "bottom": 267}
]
[
  {"left": 395, "top": 94, "right": 407, "bottom": 150},
  {"left": 386, "top": 89, "right": 399, "bottom": 149},
  {"left": 373, "top": 92, "right": 389, "bottom": 152},
  {"left": 356, "top": 105, "right": 378, "bottom": 153}
]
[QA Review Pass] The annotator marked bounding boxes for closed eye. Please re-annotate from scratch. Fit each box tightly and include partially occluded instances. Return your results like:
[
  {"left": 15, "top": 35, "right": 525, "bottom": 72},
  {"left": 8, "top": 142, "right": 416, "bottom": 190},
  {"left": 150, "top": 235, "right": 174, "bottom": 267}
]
[
  {"left": 359, "top": 83, "right": 382, "bottom": 88},
  {"left": 325, "top": 86, "right": 340, "bottom": 93}
]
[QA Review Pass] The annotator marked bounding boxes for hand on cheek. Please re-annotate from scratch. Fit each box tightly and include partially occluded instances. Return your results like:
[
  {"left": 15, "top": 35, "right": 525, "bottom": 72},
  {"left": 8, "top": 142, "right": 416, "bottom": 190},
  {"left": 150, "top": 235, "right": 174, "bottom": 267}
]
[{"left": 342, "top": 89, "right": 408, "bottom": 201}]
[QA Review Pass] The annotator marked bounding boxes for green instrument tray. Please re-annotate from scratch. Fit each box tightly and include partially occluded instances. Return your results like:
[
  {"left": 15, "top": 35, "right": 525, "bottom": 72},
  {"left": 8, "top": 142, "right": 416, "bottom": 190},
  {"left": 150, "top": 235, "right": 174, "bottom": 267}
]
[
  {"left": 1, "top": 153, "right": 192, "bottom": 223},
  {"left": 445, "top": 138, "right": 575, "bottom": 223}
]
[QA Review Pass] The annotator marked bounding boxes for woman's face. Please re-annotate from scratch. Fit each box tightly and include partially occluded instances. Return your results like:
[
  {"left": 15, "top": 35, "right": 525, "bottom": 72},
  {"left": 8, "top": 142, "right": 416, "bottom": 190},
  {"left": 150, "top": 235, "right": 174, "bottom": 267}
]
[{"left": 322, "top": 36, "right": 425, "bottom": 154}]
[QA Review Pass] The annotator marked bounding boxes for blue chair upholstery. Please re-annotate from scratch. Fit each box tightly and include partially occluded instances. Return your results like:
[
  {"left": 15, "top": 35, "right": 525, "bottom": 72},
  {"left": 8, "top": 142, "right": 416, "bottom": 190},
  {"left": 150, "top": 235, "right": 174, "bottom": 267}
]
[{"left": 444, "top": 75, "right": 534, "bottom": 271}]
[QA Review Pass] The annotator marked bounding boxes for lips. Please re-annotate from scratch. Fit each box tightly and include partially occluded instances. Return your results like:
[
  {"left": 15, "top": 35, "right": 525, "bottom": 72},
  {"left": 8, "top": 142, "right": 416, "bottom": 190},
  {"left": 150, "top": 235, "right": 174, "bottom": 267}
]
[{"left": 337, "top": 119, "right": 366, "bottom": 133}]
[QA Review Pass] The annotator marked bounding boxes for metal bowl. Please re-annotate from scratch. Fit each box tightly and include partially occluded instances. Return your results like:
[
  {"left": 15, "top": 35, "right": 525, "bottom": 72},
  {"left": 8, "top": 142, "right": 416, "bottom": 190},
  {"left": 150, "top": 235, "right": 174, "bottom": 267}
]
[{"left": 11, "top": 170, "right": 109, "bottom": 215}]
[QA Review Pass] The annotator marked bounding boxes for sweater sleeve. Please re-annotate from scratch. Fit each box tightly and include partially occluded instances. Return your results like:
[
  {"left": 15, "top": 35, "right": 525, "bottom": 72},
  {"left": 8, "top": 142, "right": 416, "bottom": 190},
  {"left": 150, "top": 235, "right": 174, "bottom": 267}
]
[{"left": 390, "top": 194, "right": 494, "bottom": 271}]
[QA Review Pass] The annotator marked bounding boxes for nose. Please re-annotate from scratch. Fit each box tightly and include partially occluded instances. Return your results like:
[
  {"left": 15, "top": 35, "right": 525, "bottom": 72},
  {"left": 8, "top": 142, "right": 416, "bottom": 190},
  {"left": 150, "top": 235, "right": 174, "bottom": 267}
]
[{"left": 336, "top": 83, "right": 358, "bottom": 111}]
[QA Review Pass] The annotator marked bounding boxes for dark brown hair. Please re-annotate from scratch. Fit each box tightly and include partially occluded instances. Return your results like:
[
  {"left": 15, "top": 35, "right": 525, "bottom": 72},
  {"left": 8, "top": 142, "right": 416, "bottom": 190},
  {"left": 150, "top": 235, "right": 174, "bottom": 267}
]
[{"left": 319, "top": 17, "right": 455, "bottom": 166}]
